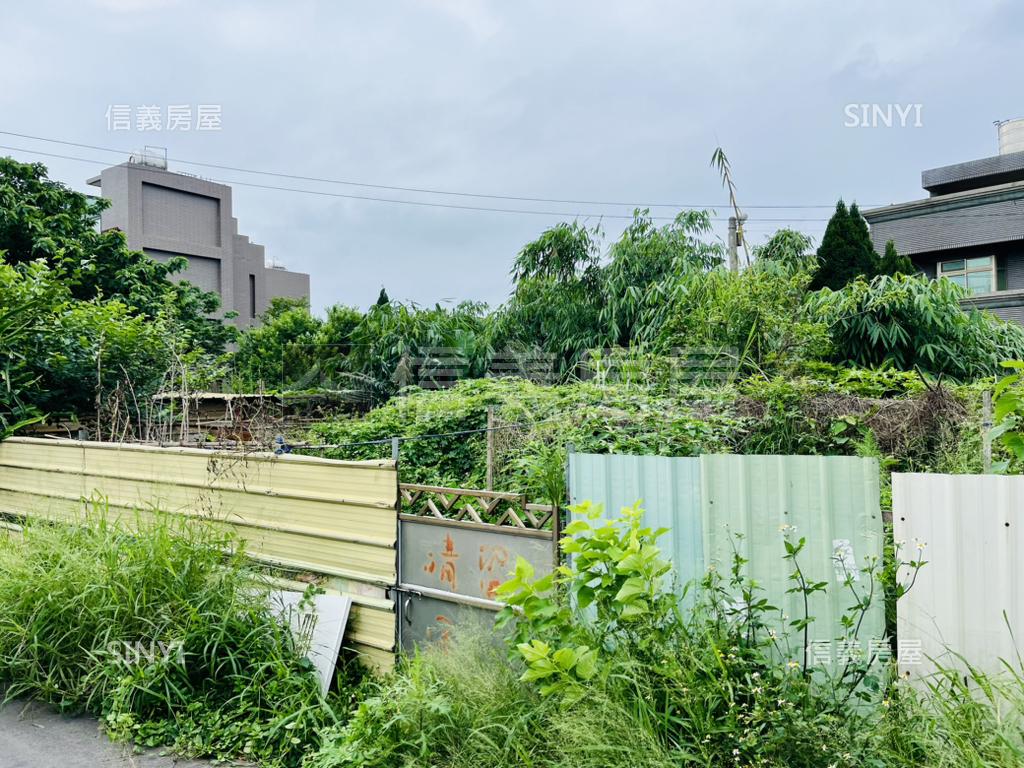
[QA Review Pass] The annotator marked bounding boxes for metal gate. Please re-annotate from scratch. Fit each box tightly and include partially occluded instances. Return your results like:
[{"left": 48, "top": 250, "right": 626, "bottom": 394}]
[{"left": 396, "top": 484, "right": 558, "bottom": 650}]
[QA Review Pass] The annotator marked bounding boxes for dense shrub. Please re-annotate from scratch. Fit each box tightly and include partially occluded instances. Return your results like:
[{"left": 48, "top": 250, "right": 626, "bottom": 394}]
[
  {"left": 0, "top": 157, "right": 236, "bottom": 428},
  {"left": 0, "top": 157, "right": 234, "bottom": 354},
  {"left": 809, "top": 273, "right": 1024, "bottom": 381},
  {"left": 232, "top": 297, "right": 326, "bottom": 390},
  {"left": 657, "top": 265, "right": 829, "bottom": 375},
  {"left": 309, "top": 376, "right": 743, "bottom": 496},
  {"left": 309, "top": 372, "right": 974, "bottom": 499},
  {"left": 0, "top": 260, "right": 55, "bottom": 435},
  {"left": 493, "top": 211, "right": 722, "bottom": 372}
]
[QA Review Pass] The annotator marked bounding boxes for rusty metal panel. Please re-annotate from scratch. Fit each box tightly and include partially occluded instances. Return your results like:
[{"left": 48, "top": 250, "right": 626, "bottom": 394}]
[
  {"left": 401, "top": 517, "right": 553, "bottom": 601},
  {"left": 893, "top": 472, "right": 1024, "bottom": 681},
  {"left": 398, "top": 517, "right": 554, "bottom": 649},
  {"left": 569, "top": 453, "right": 886, "bottom": 660},
  {"left": 400, "top": 593, "right": 501, "bottom": 649},
  {"left": 0, "top": 437, "right": 399, "bottom": 669}
]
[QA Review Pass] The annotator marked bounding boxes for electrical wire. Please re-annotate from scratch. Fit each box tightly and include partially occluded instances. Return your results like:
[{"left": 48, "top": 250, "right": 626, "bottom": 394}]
[
  {"left": 0, "top": 128, "right": 874, "bottom": 210},
  {"left": 4, "top": 134, "right": 1022, "bottom": 225}
]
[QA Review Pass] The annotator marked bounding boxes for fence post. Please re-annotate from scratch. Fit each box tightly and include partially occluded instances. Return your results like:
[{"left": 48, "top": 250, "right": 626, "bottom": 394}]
[
  {"left": 556, "top": 442, "right": 574, "bottom": 570},
  {"left": 486, "top": 405, "right": 494, "bottom": 491},
  {"left": 392, "top": 434, "right": 402, "bottom": 653},
  {"left": 982, "top": 391, "right": 993, "bottom": 474}
]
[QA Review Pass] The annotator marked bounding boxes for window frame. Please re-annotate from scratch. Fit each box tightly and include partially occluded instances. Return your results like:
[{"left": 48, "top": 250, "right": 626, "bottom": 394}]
[{"left": 938, "top": 255, "right": 996, "bottom": 294}]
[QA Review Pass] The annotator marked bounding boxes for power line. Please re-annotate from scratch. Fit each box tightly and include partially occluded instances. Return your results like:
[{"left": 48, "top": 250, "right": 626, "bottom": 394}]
[
  {"left": 0, "top": 128, "right": 872, "bottom": 210},
  {"left": 0, "top": 143, "right": 830, "bottom": 223},
  {"left": 6, "top": 135, "right": 1022, "bottom": 226}
]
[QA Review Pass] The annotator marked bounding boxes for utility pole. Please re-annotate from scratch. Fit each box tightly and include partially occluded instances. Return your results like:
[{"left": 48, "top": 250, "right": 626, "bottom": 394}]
[{"left": 712, "top": 147, "right": 749, "bottom": 268}]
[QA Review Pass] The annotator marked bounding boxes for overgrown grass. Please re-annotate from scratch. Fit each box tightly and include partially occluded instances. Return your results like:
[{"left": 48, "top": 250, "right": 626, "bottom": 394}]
[
  {"left": 308, "top": 369, "right": 980, "bottom": 501},
  {"left": 306, "top": 630, "right": 683, "bottom": 768},
  {"left": 0, "top": 505, "right": 363, "bottom": 767}
]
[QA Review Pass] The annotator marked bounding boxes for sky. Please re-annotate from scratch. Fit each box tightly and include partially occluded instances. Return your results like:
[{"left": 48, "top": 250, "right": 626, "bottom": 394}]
[{"left": 2, "top": 0, "right": 1023, "bottom": 315}]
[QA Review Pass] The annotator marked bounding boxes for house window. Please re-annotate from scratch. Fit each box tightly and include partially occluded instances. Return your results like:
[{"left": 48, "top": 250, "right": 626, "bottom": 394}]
[
  {"left": 939, "top": 255, "right": 996, "bottom": 294},
  {"left": 249, "top": 274, "right": 256, "bottom": 319}
]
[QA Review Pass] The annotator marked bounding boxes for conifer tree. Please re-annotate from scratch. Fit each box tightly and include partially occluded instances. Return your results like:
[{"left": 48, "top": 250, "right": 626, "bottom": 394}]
[
  {"left": 878, "top": 239, "right": 914, "bottom": 276},
  {"left": 810, "top": 200, "right": 880, "bottom": 290}
]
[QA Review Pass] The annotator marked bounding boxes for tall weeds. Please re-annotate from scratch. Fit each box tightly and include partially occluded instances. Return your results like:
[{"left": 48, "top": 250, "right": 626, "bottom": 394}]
[{"left": 0, "top": 504, "right": 353, "bottom": 767}]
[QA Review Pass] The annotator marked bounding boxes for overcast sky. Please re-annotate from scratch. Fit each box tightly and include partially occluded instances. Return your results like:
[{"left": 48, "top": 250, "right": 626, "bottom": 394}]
[{"left": 2, "top": 0, "right": 1023, "bottom": 314}]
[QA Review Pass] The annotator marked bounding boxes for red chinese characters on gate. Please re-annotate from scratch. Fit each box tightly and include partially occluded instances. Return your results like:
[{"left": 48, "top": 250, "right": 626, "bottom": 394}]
[
  {"left": 423, "top": 534, "right": 512, "bottom": 599},
  {"left": 478, "top": 544, "right": 510, "bottom": 598},
  {"left": 424, "top": 533, "right": 460, "bottom": 592}
]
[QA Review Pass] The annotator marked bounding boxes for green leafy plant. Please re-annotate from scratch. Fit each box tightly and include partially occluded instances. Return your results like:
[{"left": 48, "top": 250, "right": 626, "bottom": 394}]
[
  {"left": 496, "top": 501, "right": 673, "bottom": 699},
  {"left": 809, "top": 273, "right": 1024, "bottom": 381},
  {"left": 990, "top": 360, "right": 1024, "bottom": 472}
]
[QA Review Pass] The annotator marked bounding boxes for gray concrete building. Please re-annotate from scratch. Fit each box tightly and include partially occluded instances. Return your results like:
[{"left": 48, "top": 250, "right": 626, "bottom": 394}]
[
  {"left": 864, "top": 119, "right": 1024, "bottom": 324},
  {"left": 87, "top": 153, "right": 309, "bottom": 329}
]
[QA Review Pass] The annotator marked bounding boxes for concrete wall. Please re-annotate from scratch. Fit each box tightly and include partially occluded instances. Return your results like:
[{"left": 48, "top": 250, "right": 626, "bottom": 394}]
[
  {"left": 88, "top": 162, "right": 309, "bottom": 329},
  {"left": 866, "top": 190, "right": 1024, "bottom": 258}
]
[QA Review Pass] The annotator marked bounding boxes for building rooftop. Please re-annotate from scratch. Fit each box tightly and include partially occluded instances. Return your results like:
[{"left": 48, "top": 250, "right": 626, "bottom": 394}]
[{"left": 922, "top": 150, "right": 1024, "bottom": 196}]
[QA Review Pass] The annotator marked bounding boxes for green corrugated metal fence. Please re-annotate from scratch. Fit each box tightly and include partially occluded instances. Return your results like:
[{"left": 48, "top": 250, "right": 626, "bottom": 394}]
[{"left": 569, "top": 453, "right": 885, "bottom": 659}]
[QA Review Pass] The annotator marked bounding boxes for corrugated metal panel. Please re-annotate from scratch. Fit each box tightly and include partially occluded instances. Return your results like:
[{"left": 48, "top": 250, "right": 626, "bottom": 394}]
[
  {"left": 893, "top": 473, "right": 1024, "bottom": 680},
  {"left": 570, "top": 453, "right": 885, "bottom": 657},
  {"left": 702, "top": 455, "right": 885, "bottom": 656},
  {"left": 0, "top": 437, "right": 399, "bottom": 669},
  {"left": 568, "top": 453, "right": 703, "bottom": 596}
]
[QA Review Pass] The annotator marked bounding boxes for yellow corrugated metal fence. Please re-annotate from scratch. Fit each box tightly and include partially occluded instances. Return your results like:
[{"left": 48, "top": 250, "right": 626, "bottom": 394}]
[{"left": 0, "top": 437, "right": 398, "bottom": 670}]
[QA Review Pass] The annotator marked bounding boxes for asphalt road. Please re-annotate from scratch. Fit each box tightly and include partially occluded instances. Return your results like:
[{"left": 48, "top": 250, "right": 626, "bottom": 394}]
[{"left": 0, "top": 700, "right": 213, "bottom": 768}]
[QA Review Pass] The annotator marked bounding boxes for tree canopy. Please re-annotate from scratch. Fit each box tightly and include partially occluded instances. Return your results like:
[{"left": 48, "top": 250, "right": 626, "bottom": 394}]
[
  {"left": 809, "top": 200, "right": 880, "bottom": 291},
  {"left": 0, "top": 157, "right": 237, "bottom": 429}
]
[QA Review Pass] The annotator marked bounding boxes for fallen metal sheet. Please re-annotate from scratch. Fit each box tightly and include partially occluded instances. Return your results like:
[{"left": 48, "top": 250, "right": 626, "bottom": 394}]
[{"left": 272, "top": 590, "right": 353, "bottom": 696}]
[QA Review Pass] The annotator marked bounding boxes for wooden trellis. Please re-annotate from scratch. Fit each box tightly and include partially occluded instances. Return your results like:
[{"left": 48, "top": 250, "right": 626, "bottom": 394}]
[{"left": 399, "top": 483, "right": 555, "bottom": 530}]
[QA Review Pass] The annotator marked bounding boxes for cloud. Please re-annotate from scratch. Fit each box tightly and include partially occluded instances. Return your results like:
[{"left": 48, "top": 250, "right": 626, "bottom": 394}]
[{"left": 4, "top": 0, "right": 1020, "bottom": 315}]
